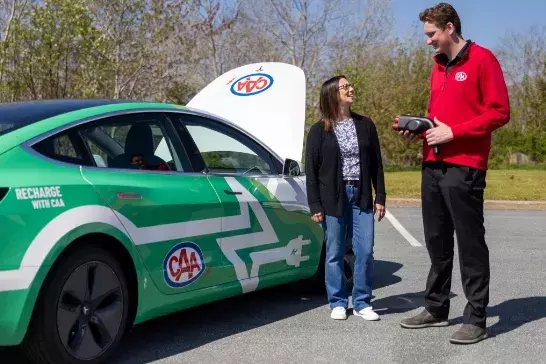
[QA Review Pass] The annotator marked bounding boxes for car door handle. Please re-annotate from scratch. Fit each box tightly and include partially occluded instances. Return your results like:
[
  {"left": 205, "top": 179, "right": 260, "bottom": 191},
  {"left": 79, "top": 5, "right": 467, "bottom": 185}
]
[
  {"left": 224, "top": 190, "right": 242, "bottom": 195},
  {"left": 117, "top": 192, "right": 142, "bottom": 199}
]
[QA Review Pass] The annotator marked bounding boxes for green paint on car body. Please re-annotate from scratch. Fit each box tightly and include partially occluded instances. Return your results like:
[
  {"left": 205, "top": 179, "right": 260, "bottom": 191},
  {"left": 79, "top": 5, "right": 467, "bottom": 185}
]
[{"left": 0, "top": 100, "right": 325, "bottom": 363}]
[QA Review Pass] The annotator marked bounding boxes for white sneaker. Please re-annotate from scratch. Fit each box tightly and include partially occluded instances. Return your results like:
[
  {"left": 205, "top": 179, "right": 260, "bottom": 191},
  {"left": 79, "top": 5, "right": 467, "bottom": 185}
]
[
  {"left": 354, "top": 307, "right": 380, "bottom": 321},
  {"left": 330, "top": 307, "right": 347, "bottom": 320}
]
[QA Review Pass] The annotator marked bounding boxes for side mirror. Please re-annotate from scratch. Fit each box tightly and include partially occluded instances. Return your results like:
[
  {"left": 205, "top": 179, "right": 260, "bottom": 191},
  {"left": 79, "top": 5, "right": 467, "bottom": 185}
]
[{"left": 283, "top": 158, "right": 303, "bottom": 177}]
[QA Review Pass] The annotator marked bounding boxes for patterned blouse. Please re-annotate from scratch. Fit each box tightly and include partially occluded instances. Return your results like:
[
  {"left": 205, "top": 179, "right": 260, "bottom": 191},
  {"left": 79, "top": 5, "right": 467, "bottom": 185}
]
[{"left": 333, "top": 118, "right": 360, "bottom": 181}]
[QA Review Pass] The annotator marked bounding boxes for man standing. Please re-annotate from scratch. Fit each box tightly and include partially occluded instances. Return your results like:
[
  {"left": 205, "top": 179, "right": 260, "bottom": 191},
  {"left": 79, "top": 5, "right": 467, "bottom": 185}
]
[{"left": 397, "top": 3, "right": 510, "bottom": 344}]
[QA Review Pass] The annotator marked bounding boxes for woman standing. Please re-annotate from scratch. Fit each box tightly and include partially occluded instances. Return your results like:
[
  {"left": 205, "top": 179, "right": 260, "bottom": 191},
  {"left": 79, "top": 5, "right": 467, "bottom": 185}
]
[{"left": 305, "top": 75, "right": 386, "bottom": 321}]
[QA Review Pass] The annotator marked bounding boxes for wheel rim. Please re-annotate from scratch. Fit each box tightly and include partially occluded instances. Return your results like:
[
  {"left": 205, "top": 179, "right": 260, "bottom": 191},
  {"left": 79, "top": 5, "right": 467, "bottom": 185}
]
[{"left": 57, "top": 261, "right": 124, "bottom": 360}]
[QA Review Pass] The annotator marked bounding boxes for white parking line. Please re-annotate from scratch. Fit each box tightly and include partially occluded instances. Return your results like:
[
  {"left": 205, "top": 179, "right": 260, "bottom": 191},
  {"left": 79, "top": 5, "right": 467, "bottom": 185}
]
[{"left": 385, "top": 210, "right": 423, "bottom": 247}]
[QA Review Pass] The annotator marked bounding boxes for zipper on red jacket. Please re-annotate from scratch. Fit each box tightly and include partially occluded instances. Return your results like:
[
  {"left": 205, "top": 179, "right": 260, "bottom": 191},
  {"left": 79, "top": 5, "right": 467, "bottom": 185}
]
[
  {"left": 441, "top": 65, "right": 450, "bottom": 91},
  {"left": 428, "top": 65, "right": 449, "bottom": 120}
]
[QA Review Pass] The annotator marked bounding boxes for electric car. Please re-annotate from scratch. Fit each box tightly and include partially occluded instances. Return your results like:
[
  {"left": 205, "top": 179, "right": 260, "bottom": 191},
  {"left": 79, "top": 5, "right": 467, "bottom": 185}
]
[{"left": 0, "top": 63, "right": 355, "bottom": 364}]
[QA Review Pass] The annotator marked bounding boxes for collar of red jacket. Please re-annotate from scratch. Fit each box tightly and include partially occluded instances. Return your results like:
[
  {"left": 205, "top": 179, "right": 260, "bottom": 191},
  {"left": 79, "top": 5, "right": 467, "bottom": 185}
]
[{"left": 433, "top": 39, "right": 473, "bottom": 68}]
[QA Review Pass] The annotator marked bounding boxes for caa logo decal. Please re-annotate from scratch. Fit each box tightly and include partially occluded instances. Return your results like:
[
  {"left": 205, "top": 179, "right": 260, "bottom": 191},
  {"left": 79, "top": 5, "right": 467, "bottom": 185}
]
[
  {"left": 455, "top": 72, "right": 467, "bottom": 81},
  {"left": 230, "top": 73, "right": 274, "bottom": 96},
  {"left": 163, "top": 242, "right": 205, "bottom": 288}
]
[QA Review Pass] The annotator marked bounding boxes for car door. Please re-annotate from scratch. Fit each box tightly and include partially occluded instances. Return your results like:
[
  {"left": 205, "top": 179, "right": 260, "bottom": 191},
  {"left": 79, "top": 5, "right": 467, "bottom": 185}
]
[
  {"left": 76, "top": 111, "right": 236, "bottom": 295},
  {"left": 164, "top": 111, "right": 323, "bottom": 294}
]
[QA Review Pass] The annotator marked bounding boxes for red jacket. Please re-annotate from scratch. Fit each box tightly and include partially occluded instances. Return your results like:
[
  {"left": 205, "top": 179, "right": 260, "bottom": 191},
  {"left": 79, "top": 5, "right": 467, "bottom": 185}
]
[{"left": 424, "top": 41, "right": 510, "bottom": 170}]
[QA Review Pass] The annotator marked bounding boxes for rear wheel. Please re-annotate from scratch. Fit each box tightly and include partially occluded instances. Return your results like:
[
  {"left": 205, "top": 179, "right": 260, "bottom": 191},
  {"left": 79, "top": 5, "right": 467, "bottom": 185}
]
[{"left": 23, "top": 246, "right": 130, "bottom": 364}]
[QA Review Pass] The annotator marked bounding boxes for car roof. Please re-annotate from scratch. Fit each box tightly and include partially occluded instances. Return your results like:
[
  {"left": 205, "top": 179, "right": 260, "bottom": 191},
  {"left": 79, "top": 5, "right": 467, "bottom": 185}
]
[{"left": 0, "top": 99, "right": 140, "bottom": 132}]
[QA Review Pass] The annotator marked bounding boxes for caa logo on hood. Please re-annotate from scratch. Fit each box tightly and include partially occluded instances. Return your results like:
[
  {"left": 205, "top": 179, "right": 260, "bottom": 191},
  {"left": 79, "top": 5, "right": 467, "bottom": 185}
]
[
  {"left": 163, "top": 242, "right": 205, "bottom": 288},
  {"left": 230, "top": 73, "right": 274, "bottom": 96}
]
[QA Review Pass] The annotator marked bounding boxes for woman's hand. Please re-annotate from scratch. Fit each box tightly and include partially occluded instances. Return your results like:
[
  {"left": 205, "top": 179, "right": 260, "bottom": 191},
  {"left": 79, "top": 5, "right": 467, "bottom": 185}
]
[
  {"left": 374, "top": 203, "right": 386, "bottom": 222},
  {"left": 311, "top": 212, "right": 324, "bottom": 223}
]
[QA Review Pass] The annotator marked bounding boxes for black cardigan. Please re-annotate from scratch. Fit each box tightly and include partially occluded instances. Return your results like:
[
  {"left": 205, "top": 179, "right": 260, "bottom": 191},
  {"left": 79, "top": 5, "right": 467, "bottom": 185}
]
[{"left": 304, "top": 112, "right": 386, "bottom": 217}]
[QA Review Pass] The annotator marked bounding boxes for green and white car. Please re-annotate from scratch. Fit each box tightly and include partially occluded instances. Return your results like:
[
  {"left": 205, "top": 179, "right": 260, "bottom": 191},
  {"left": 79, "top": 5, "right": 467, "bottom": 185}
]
[{"left": 0, "top": 63, "right": 354, "bottom": 363}]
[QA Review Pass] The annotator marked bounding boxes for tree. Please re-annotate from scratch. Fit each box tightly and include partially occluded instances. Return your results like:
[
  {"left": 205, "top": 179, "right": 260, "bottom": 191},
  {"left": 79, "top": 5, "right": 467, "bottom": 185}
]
[
  {"left": 4, "top": 0, "right": 109, "bottom": 100},
  {"left": 0, "top": 0, "right": 34, "bottom": 101},
  {"left": 341, "top": 35, "right": 433, "bottom": 166},
  {"left": 491, "top": 25, "right": 546, "bottom": 164},
  {"left": 243, "top": 0, "right": 352, "bottom": 88},
  {"left": 193, "top": 0, "right": 239, "bottom": 82}
]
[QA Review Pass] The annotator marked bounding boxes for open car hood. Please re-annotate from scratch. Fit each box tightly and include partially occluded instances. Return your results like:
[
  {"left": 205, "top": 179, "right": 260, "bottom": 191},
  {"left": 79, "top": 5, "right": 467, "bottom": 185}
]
[{"left": 186, "top": 62, "right": 306, "bottom": 162}]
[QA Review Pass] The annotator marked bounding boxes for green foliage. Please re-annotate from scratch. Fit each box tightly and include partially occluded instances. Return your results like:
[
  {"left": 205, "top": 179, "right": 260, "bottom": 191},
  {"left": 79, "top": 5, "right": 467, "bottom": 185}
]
[
  {"left": 306, "top": 35, "right": 546, "bottom": 167},
  {"left": 490, "top": 127, "right": 546, "bottom": 167},
  {"left": 165, "top": 81, "right": 197, "bottom": 105},
  {"left": 341, "top": 40, "right": 434, "bottom": 166},
  {"left": 4, "top": 0, "right": 109, "bottom": 100},
  {"left": 0, "top": 1, "right": 543, "bottom": 168}
]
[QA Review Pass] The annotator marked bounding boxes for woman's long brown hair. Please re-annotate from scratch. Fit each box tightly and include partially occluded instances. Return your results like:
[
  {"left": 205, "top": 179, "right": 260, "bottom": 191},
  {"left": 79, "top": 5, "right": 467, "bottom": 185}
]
[{"left": 319, "top": 75, "right": 346, "bottom": 131}]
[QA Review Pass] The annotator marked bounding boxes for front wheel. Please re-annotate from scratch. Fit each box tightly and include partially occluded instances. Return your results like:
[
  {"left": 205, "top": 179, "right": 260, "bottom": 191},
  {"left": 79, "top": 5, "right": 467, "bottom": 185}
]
[{"left": 22, "top": 245, "right": 131, "bottom": 364}]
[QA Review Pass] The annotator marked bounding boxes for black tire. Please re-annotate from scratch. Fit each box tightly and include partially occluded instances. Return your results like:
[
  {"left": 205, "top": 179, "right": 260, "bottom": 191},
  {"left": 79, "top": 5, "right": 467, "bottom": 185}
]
[{"left": 22, "top": 245, "right": 131, "bottom": 364}]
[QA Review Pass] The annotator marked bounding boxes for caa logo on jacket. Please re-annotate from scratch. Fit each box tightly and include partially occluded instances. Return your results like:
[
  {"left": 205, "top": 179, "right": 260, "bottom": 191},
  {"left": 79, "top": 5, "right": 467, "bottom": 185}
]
[{"left": 455, "top": 71, "right": 467, "bottom": 81}]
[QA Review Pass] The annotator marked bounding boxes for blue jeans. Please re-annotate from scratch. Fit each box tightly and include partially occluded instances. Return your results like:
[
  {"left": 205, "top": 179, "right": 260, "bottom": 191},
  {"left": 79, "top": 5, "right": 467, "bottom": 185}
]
[{"left": 322, "top": 185, "right": 375, "bottom": 311}]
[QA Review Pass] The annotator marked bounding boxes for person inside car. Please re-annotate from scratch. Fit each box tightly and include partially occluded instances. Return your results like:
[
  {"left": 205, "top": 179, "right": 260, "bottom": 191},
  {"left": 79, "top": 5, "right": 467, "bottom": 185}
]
[{"left": 131, "top": 154, "right": 171, "bottom": 171}]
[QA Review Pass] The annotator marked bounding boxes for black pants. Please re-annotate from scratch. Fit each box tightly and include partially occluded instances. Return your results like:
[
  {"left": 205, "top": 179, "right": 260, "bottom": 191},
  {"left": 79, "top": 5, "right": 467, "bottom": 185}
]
[{"left": 421, "top": 162, "right": 489, "bottom": 328}]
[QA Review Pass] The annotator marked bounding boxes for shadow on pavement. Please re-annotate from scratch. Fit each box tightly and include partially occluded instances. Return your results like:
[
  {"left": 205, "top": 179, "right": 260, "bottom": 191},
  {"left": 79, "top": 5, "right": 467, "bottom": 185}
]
[
  {"left": 112, "top": 260, "right": 403, "bottom": 363},
  {"left": 113, "top": 284, "right": 324, "bottom": 363},
  {"left": 487, "top": 296, "right": 546, "bottom": 337},
  {"left": 372, "top": 260, "right": 403, "bottom": 290},
  {"left": 0, "top": 260, "right": 403, "bottom": 364},
  {"left": 372, "top": 290, "right": 458, "bottom": 315},
  {"left": 453, "top": 296, "right": 546, "bottom": 338},
  {"left": 372, "top": 290, "right": 546, "bottom": 339}
]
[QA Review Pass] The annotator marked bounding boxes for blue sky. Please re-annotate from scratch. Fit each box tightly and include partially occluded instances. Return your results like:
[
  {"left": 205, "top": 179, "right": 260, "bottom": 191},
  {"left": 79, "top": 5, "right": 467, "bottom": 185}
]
[{"left": 393, "top": 0, "right": 546, "bottom": 50}]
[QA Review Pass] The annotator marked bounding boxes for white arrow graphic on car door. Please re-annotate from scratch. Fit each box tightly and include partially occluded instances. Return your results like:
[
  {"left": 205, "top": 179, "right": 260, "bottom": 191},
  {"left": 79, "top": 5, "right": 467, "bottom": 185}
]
[
  {"left": 0, "top": 177, "right": 309, "bottom": 293},
  {"left": 218, "top": 177, "right": 285, "bottom": 293}
]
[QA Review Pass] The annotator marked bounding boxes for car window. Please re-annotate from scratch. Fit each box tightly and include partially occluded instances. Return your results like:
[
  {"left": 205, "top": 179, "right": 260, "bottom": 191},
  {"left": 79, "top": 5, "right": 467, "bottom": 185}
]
[
  {"left": 33, "top": 130, "right": 93, "bottom": 166},
  {"left": 169, "top": 114, "right": 278, "bottom": 176},
  {"left": 79, "top": 114, "right": 184, "bottom": 172}
]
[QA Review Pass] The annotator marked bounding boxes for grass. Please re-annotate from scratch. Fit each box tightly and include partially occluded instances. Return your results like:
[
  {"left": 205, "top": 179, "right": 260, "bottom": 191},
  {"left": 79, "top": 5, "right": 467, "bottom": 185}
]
[{"left": 385, "top": 169, "right": 546, "bottom": 201}]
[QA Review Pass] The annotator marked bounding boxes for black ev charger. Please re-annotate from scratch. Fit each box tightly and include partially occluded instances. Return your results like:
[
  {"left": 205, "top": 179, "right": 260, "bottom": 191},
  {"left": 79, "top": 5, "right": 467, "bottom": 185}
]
[{"left": 392, "top": 115, "right": 440, "bottom": 155}]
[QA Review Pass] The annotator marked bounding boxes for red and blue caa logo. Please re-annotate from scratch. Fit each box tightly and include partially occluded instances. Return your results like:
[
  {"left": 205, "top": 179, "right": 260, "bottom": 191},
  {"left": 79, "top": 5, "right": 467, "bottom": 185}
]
[
  {"left": 230, "top": 73, "right": 274, "bottom": 96},
  {"left": 163, "top": 242, "right": 205, "bottom": 288}
]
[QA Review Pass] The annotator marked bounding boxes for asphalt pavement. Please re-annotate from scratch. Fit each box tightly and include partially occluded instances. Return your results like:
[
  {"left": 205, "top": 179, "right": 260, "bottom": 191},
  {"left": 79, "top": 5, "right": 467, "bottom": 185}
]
[{"left": 2, "top": 208, "right": 545, "bottom": 364}]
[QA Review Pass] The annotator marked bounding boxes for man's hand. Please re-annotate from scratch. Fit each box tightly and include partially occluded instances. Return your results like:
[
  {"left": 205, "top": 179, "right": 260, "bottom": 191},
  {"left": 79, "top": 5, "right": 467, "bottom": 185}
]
[
  {"left": 399, "top": 130, "right": 421, "bottom": 143},
  {"left": 426, "top": 117, "right": 453, "bottom": 146},
  {"left": 311, "top": 212, "right": 324, "bottom": 223},
  {"left": 394, "top": 116, "right": 421, "bottom": 143},
  {"left": 374, "top": 203, "right": 386, "bottom": 222}
]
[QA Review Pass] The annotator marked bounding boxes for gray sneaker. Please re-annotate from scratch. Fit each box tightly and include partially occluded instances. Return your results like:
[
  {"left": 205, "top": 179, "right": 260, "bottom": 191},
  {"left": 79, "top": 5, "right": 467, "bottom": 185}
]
[
  {"left": 400, "top": 309, "right": 449, "bottom": 329},
  {"left": 449, "top": 324, "right": 488, "bottom": 344}
]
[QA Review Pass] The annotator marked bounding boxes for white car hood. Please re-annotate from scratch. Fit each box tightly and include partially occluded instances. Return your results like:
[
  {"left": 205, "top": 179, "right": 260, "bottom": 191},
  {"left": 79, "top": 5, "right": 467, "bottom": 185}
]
[{"left": 186, "top": 62, "right": 307, "bottom": 162}]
